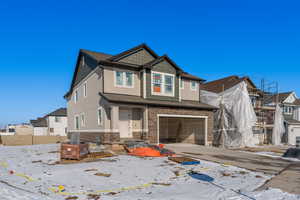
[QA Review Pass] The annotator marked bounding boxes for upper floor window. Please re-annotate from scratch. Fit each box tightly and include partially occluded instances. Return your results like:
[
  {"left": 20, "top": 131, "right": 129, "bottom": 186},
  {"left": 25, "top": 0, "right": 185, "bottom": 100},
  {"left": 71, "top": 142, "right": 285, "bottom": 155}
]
[
  {"left": 115, "top": 71, "right": 134, "bottom": 88},
  {"left": 74, "top": 90, "right": 78, "bottom": 103},
  {"left": 83, "top": 82, "right": 87, "bottom": 97},
  {"left": 190, "top": 81, "right": 198, "bottom": 91},
  {"left": 283, "top": 106, "right": 293, "bottom": 114},
  {"left": 180, "top": 78, "right": 184, "bottom": 89},
  {"left": 151, "top": 71, "right": 174, "bottom": 96}
]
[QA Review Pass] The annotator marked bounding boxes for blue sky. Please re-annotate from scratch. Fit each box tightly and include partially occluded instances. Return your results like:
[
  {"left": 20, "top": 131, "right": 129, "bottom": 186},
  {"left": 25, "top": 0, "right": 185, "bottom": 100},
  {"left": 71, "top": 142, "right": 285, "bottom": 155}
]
[{"left": 0, "top": 0, "right": 300, "bottom": 127}]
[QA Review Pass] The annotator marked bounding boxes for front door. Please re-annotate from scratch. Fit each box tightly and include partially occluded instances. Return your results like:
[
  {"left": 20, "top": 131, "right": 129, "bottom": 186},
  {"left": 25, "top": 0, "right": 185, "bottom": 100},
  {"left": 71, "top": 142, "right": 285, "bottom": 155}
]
[{"left": 119, "top": 109, "right": 132, "bottom": 138}]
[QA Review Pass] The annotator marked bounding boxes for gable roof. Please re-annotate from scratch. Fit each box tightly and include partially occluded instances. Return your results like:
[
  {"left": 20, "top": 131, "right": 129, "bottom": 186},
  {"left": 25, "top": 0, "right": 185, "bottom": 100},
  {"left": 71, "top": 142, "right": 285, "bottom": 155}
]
[
  {"left": 181, "top": 72, "right": 205, "bottom": 82},
  {"left": 277, "top": 92, "right": 293, "bottom": 103},
  {"left": 80, "top": 49, "right": 112, "bottom": 61},
  {"left": 108, "top": 43, "right": 159, "bottom": 62},
  {"left": 143, "top": 55, "right": 183, "bottom": 72},
  {"left": 65, "top": 44, "right": 207, "bottom": 98},
  {"left": 30, "top": 118, "right": 47, "bottom": 127},
  {"left": 202, "top": 75, "right": 257, "bottom": 93},
  {"left": 46, "top": 108, "right": 67, "bottom": 117}
]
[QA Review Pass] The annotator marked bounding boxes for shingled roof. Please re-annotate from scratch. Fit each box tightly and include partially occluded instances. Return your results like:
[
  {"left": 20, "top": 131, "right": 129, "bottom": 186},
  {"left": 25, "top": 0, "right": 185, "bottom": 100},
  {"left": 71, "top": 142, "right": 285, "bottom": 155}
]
[
  {"left": 201, "top": 75, "right": 254, "bottom": 93},
  {"left": 80, "top": 49, "right": 112, "bottom": 61},
  {"left": 46, "top": 108, "right": 67, "bottom": 117},
  {"left": 99, "top": 93, "right": 216, "bottom": 110},
  {"left": 65, "top": 44, "right": 207, "bottom": 98},
  {"left": 30, "top": 118, "right": 47, "bottom": 127}
]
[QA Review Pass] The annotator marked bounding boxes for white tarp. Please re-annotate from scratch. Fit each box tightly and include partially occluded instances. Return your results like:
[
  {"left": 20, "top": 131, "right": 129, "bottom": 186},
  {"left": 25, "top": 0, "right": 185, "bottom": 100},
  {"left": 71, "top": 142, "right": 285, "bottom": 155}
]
[
  {"left": 201, "top": 81, "right": 258, "bottom": 147},
  {"left": 272, "top": 104, "right": 285, "bottom": 145}
]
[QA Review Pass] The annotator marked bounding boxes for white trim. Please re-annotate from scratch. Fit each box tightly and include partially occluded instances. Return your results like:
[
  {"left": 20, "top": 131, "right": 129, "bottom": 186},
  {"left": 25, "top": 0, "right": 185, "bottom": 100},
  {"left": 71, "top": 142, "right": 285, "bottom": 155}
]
[
  {"left": 179, "top": 76, "right": 182, "bottom": 102},
  {"left": 83, "top": 81, "right": 87, "bottom": 98},
  {"left": 157, "top": 114, "right": 208, "bottom": 145},
  {"left": 114, "top": 70, "right": 134, "bottom": 88},
  {"left": 143, "top": 69, "right": 146, "bottom": 98},
  {"left": 80, "top": 113, "right": 85, "bottom": 127},
  {"left": 97, "top": 107, "right": 103, "bottom": 126},
  {"left": 151, "top": 71, "right": 175, "bottom": 97},
  {"left": 74, "top": 89, "right": 78, "bottom": 103},
  {"left": 69, "top": 129, "right": 119, "bottom": 133},
  {"left": 190, "top": 80, "right": 198, "bottom": 91}
]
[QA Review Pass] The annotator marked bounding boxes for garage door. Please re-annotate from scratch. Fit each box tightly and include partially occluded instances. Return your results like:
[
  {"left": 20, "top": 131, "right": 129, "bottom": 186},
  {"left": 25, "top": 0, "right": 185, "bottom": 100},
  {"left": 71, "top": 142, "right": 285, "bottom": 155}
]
[{"left": 159, "top": 116, "right": 206, "bottom": 145}]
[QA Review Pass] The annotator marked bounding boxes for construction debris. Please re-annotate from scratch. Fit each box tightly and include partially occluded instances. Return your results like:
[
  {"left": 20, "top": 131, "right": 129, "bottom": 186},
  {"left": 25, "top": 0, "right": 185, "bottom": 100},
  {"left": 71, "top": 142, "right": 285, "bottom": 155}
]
[
  {"left": 124, "top": 141, "right": 175, "bottom": 157},
  {"left": 283, "top": 148, "right": 300, "bottom": 159},
  {"left": 59, "top": 152, "right": 114, "bottom": 164},
  {"left": 168, "top": 157, "right": 200, "bottom": 165},
  {"left": 94, "top": 172, "right": 111, "bottom": 177}
]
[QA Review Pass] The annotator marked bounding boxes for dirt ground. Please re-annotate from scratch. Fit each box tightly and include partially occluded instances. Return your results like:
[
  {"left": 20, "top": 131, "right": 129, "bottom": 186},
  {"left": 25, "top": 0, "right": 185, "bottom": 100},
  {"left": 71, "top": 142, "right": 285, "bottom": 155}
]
[{"left": 166, "top": 143, "right": 300, "bottom": 195}]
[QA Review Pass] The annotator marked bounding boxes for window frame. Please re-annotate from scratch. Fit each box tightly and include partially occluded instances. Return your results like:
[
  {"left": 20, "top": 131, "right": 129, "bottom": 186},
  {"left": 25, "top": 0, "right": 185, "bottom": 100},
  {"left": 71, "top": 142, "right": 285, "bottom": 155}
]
[
  {"left": 74, "top": 89, "right": 78, "bottom": 103},
  {"left": 114, "top": 70, "right": 134, "bottom": 88},
  {"left": 190, "top": 80, "right": 198, "bottom": 91},
  {"left": 97, "top": 107, "right": 103, "bottom": 126},
  {"left": 151, "top": 71, "right": 175, "bottom": 97},
  {"left": 80, "top": 113, "right": 85, "bottom": 127},
  {"left": 83, "top": 82, "right": 87, "bottom": 98}
]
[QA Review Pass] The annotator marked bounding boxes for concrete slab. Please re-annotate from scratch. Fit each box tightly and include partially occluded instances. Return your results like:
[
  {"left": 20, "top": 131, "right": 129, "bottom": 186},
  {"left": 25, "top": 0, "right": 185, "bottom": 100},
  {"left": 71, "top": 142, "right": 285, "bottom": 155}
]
[{"left": 166, "top": 143, "right": 293, "bottom": 175}]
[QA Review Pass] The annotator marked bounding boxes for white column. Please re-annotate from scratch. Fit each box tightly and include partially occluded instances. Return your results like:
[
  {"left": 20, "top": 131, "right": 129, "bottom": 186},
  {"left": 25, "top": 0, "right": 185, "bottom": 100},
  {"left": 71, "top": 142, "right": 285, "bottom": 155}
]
[{"left": 110, "top": 105, "right": 119, "bottom": 132}]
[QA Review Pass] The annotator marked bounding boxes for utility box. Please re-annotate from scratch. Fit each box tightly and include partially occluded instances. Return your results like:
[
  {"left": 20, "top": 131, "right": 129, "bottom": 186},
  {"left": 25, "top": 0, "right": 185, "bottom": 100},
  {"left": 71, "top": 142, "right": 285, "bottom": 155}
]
[{"left": 60, "top": 143, "right": 89, "bottom": 160}]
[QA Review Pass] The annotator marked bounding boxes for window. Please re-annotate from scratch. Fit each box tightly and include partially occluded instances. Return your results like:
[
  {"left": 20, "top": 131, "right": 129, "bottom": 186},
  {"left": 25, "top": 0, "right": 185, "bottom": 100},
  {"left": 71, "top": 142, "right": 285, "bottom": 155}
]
[
  {"left": 164, "top": 75, "right": 174, "bottom": 94},
  {"left": 74, "top": 90, "right": 78, "bottom": 103},
  {"left": 180, "top": 78, "right": 184, "bottom": 89},
  {"left": 83, "top": 82, "right": 87, "bottom": 97},
  {"left": 97, "top": 107, "right": 103, "bottom": 126},
  {"left": 115, "top": 71, "right": 133, "bottom": 87},
  {"left": 80, "top": 113, "right": 85, "bottom": 127},
  {"left": 283, "top": 106, "right": 293, "bottom": 114},
  {"left": 152, "top": 73, "right": 162, "bottom": 93},
  {"left": 190, "top": 81, "right": 198, "bottom": 91},
  {"left": 55, "top": 117, "right": 61, "bottom": 123},
  {"left": 65, "top": 128, "right": 67, "bottom": 134},
  {"left": 151, "top": 72, "right": 174, "bottom": 96},
  {"left": 75, "top": 115, "right": 80, "bottom": 130},
  {"left": 49, "top": 128, "right": 54, "bottom": 133}
]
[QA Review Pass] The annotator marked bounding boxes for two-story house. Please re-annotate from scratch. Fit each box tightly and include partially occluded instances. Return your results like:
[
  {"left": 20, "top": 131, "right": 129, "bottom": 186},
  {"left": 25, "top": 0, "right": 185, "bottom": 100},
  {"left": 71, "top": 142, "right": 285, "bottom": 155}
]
[
  {"left": 270, "top": 92, "right": 300, "bottom": 145},
  {"left": 64, "top": 44, "right": 216, "bottom": 145},
  {"left": 30, "top": 108, "right": 68, "bottom": 136}
]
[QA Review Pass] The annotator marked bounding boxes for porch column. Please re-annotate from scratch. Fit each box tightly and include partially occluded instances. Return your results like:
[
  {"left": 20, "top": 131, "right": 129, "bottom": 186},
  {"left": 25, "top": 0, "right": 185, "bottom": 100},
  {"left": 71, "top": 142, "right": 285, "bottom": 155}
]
[
  {"left": 110, "top": 105, "right": 119, "bottom": 132},
  {"left": 143, "top": 107, "right": 148, "bottom": 137}
]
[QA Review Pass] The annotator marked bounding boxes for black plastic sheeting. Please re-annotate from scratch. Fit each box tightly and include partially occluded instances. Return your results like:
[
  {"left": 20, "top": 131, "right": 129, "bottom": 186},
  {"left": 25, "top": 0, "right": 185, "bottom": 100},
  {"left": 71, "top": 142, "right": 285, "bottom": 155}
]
[{"left": 283, "top": 148, "right": 300, "bottom": 159}]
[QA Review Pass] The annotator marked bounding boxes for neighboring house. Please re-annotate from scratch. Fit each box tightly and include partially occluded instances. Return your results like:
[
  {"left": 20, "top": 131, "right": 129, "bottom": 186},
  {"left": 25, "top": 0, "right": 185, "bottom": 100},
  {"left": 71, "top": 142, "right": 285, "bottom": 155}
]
[
  {"left": 3, "top": 124, "right": 33, "bottom": 135},
  {"left": 268, "top": 92, "right": 300, "bottom": 145},
  {"left": 30, "top": 108, "right": 68, "bottom": 136},
  {"left": 202, "top": 75, "right": 274, "bottom": 144},
  {"left": 64, "top": 44, "right": 216, "bottom": 145}
]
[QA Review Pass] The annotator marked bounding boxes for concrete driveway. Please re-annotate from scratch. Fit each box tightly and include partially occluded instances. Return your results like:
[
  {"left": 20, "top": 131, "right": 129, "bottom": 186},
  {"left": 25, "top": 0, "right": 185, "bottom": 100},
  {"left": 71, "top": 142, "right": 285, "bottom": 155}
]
[{"left": 166, "top": 143, "right": 300, "bottom": 195}]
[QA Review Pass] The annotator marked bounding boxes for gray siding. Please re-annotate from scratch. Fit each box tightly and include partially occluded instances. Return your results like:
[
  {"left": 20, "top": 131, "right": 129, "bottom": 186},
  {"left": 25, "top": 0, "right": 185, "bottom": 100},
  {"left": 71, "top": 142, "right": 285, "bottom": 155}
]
[
  {"left": 67, "top": 68, "right": 111, "bottom": 132},
  {"left": 118, "top": 49, "right": 155, "bottom": 65}
]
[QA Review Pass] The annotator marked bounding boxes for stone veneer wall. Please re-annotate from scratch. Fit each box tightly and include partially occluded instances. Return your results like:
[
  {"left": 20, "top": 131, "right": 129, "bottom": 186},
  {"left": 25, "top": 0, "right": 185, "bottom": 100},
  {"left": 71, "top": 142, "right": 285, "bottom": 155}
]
[{"left": 147, "top": 107, "right": 214, "bottom": 144}]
